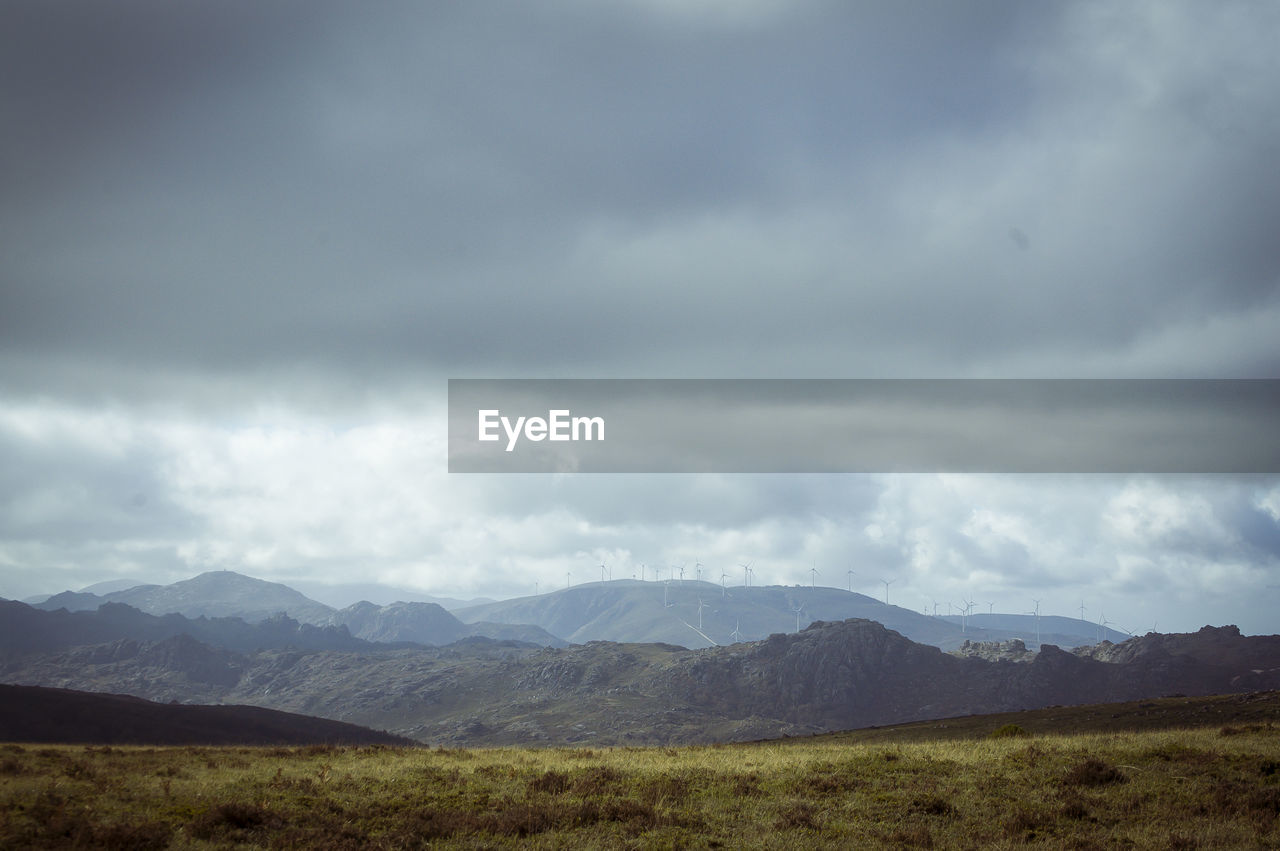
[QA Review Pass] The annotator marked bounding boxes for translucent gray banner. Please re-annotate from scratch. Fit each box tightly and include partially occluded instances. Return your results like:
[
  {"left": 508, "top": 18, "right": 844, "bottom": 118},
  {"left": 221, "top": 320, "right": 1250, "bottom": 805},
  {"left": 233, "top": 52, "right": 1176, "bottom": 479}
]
[{"left": 447, "top": 379, "right": 1280, "bottom": 473}]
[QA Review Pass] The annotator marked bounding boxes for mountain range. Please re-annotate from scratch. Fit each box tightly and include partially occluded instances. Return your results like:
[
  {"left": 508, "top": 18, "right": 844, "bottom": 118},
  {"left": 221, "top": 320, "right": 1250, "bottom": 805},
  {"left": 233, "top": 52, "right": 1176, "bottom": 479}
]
[
  {"left": 6, "top": 570, "right": 1275, "bottom": 747},
  {"left": 26, "top": 571, "right": 564, "bottom": 649},
  {"left": 2, "top": 610, "right": 1276, "bottom": 746},
  {"left": 451, "top": 579, "right": 1128, "bottom": 650},
  {"left": 26, "top": 571, "right": 1129, "bottom": 651}
]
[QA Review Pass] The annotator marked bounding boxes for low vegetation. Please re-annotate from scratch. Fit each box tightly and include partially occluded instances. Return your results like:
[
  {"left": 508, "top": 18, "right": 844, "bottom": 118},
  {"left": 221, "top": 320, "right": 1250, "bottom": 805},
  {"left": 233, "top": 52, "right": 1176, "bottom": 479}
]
[{"left": 2, "top": 712, "right": 1277, "bottom": 848}]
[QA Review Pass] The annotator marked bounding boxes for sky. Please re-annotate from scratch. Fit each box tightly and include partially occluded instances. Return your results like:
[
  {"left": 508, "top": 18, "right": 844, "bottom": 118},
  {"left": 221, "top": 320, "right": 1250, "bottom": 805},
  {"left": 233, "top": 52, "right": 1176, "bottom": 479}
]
[{"left": 2, "top": 0, "right": 1278, "bottom": 636}]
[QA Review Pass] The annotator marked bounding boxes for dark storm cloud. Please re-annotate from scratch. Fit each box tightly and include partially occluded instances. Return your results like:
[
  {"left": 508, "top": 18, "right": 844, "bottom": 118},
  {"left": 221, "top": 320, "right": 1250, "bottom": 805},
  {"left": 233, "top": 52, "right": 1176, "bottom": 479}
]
[
  {"left": 1, "top": 0, "right": 1064, "bottom": 386},
  {"left": 7, "top": 2, "right": 1277, "bottom": 386}
]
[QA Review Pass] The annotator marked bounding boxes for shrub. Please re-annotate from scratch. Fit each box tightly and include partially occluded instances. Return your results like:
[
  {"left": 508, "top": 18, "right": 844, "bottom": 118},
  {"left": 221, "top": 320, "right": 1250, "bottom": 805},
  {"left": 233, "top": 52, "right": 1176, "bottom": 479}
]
[
  {"left": 88, "top": 820, "right": 172, "bottom": 851},
  {"left": 189, "top": 802, "right": 281, "bottom": 841},
  {"left": 526, "top": 769, "right": 571, "bottom": 795},
  {"left": 911, "top": 795, "right": 956, "bottom": 818},
  {"left": 890, "top": 825, "right": 935, "bottom": 848},
  {"left": 989, "top": 723, "right": 1029, "bottom": 739},
  {"left": 1063, "top": 759, "right": 1126, "bottom": 787},
  {"left": 774, "top": 802, "right": 818, "bottom": 830}
]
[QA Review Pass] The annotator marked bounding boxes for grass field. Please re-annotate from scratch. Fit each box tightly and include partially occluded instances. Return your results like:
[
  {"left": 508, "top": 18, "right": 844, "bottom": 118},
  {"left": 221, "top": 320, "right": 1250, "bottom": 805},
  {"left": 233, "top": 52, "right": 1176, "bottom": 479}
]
[{"left": 2, "top": 698, "right": 1278, "bottom": 848}]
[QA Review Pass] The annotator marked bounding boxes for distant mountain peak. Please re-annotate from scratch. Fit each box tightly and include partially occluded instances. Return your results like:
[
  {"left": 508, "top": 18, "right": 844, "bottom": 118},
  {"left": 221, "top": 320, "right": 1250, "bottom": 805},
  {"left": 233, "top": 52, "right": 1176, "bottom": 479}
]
[{"left": 85, "top": 570, "right": 336, "bottom": 625}]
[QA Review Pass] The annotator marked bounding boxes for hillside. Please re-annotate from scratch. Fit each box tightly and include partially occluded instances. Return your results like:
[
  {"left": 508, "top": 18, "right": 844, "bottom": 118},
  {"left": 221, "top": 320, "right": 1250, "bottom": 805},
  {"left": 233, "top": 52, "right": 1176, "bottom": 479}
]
[
  {"left": 0, "top": 684, "right": 414, "bottom": 746},
  {"left": 812, "top": 689, "right": 1280, "bottom": 745}
]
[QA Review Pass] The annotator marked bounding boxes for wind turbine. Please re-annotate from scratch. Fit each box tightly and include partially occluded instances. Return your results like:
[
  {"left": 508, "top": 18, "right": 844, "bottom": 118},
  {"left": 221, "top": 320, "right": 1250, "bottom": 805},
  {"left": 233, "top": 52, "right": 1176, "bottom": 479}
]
[
  {"left": 640, "top": 563, "right": 646, "bottom": 582},
  {"left": 695, "top": 559, "right": 704, "bottom": 582},
  {"left": 987, "top": 601, "right": 994, "bottom": 614},
  {"left": 566, "top": 571, "right": 571, "bottom": 589},
  {"left": 535, "top": 580, "right": 539, "bottom": 596},
  {"left": 809, "top": 562, "right": 818, "bottom": 588},
  {"left": 697, "top": 597, "right": 708, "bottom": 630},
  {"left": 1079, "top": 600, "right": 1087, "bottom": 624},
  {"left": 792, "top": 601, "right": 805, "bottom": 633},
  {"left": 739, "top": 561, "right": 753, "bottom": 588},
  {"left": 720, "top": 569, "right": 729, "bottom": 598},
  {"left": 931, "top": 599, "right": 938, "bottom": 617},
  {"left": 847, "top": 568, "right": 855, "bottom": 592},
  {"left": 1031, "top": 599, "right": 1041, "bottom": 646},
  {"left": 730, "top": 620, "right": 743, "bottom": 642},
  {"left": 663, "top": 579, "right": 673, "bottom": 608},
  {"left": 600, "top": 562, "right": 609, "bottom": 583},
  {"left": 677, "top": 563, "right": 686, "bottom": 583},
  {"left": 880, "top": 578, "right": 895, "bottom": 605}
]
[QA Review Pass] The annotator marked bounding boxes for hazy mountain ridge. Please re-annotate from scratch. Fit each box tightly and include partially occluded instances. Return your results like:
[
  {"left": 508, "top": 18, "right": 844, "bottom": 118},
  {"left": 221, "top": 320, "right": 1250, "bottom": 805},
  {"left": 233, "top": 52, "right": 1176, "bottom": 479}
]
[
  {"left": 3, "top": 616, "right": 1275, "bottom": 746},
  {"left": 25, "top": 571, "right": 563, "bottom": 649},
  {"left": 453, "top": 580, "right": 1118, "bottom": 651},
  {"left": 28, "top": 570, "right": 1127, "bottom": 652},
  {"left": 286, "top": 579, "right": 495, "bottom": 611},
  {"left": 55, "top": 571, "right": 335, "bottom": 625},
  {"left": 327, "top": 600, "right": 565, "bottom": 648},
  {"left": 0, "top": 599, "right": 371, "bottom": 656}
]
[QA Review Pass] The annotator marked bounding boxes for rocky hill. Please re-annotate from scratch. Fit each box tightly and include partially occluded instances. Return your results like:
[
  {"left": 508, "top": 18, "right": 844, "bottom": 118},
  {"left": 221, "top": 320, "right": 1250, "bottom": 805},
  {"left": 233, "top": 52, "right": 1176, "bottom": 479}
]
[
  {"left": 1074, "top": 625, "right": 1280, "bottom": 691},
  {"left": 2, "top": 618, "right": 1275, "bottom": 747}
]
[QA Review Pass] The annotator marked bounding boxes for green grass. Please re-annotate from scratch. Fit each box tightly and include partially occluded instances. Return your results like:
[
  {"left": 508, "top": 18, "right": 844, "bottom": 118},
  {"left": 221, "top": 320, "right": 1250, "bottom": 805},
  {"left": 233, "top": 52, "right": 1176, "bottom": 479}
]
[{"left": 2, "top": 718, "right": 1278, "bottom": 847}]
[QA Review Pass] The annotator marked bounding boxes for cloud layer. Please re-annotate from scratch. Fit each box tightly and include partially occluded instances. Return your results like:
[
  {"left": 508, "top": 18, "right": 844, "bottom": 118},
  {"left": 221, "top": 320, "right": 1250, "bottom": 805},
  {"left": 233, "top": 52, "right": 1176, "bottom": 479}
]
[{"left": 2, "top": 1, "right": 1278, "bottom": 633}]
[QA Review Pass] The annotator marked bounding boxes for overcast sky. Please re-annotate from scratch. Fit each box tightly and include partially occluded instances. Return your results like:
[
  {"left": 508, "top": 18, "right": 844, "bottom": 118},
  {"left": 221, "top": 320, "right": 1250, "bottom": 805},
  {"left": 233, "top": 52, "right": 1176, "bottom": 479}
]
[{"left": 2, "top": 1, "right": 1278, "bottom": 635}]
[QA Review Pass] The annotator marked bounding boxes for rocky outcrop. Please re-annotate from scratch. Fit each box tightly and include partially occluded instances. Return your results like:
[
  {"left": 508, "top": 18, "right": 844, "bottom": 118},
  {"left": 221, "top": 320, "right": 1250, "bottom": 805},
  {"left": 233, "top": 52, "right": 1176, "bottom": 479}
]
[{"left": 950, "top": 638, "right": 1036, "bottom": 663}]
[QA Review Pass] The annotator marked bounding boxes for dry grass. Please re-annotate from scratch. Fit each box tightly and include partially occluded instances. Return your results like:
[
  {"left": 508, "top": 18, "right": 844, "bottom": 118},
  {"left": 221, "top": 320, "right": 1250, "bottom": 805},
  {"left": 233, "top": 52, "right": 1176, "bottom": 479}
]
[{"left": 1, "top": 722, "right": 1277, "bottom": 848}]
